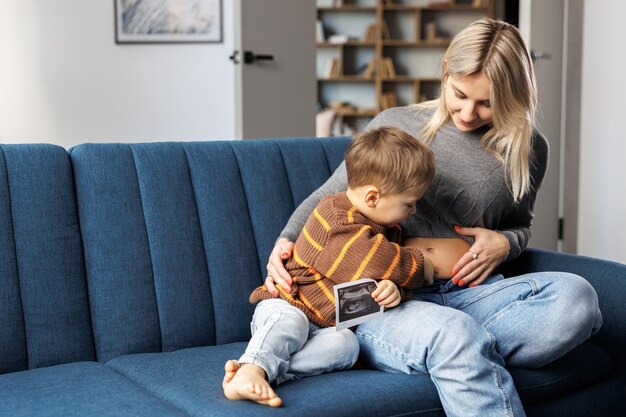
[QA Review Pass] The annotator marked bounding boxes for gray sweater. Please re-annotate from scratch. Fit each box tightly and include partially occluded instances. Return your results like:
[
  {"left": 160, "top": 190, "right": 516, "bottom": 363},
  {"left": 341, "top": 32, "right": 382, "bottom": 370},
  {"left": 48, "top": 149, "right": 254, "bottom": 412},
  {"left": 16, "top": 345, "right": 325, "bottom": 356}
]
[{"left": 280, "top": 105, "right": 549, "bottom": 262}]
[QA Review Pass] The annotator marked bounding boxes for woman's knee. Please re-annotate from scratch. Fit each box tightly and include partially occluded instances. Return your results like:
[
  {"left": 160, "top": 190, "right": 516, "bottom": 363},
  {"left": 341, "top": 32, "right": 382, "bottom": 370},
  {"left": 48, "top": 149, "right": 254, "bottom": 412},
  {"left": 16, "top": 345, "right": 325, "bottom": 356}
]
[
  {"left": 532, "top": 272, "right": 602, "bottom": 342},
  {"left": 541, "top": 272, "right": 602, "bottom": 337}
]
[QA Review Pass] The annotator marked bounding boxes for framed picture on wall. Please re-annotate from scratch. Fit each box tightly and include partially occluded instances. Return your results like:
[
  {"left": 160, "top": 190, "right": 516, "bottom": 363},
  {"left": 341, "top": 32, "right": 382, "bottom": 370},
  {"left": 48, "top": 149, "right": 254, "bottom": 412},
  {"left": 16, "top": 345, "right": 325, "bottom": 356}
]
[{"left": 115, "top": 0, "right": 222, "bottom": 44}]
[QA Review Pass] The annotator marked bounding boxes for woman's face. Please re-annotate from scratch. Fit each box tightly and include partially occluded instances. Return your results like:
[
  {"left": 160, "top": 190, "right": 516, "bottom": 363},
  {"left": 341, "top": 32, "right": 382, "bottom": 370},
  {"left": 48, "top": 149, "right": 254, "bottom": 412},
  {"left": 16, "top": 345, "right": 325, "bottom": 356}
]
[{"left": 444, "top": 72, "right": 493, "bottom": 132}]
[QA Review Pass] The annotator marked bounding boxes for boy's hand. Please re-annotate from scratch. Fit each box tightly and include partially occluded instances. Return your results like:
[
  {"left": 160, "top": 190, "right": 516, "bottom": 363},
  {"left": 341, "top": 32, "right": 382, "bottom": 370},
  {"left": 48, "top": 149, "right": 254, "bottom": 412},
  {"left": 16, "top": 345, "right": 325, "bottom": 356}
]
[{"left": 371, "top": 280, "right": 401, "bottom": 308}]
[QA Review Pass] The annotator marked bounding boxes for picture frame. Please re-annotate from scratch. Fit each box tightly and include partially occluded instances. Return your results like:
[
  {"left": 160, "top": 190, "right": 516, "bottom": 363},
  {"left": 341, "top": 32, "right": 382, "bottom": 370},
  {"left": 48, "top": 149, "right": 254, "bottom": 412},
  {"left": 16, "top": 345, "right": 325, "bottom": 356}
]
[
  {"left": 115, "top": 0, "right": 223, "bottom": 44},
  {"left": 334, "top": 278, "right": 383, "bottom": 330}
]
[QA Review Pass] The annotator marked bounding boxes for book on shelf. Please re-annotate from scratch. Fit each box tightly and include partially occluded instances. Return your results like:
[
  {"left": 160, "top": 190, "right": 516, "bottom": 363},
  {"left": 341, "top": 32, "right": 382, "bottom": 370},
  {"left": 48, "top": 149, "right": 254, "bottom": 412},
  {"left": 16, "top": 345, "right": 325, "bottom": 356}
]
[
  {"left": 363, "top": 23, "right": 377, "bottom": 42},
  {"left": 324, "top": 58, "right": 343, "bottom": 78},
  {"left": 365, "top": 58, "right": 382, "bottom": 78},
  {"left": 363, "top": 59, "right": 376, "bottom": 78},
  {"left": 316, "top": 20, "right": 325, "bottom": 43},
  {"left": 383, "top": 57, "right": 396, "bottom": 78},
  {"left": 425, "top": 21, "right": 437, "bottom": 41},
  {"left": 380, "top": 92, "right": 398, "bottom": 110},
  {"left": 363, "top": 21, "right": 389, "bottom": 42},
  {"left": 472, "top": 0, "right": 489, "bottom": 7},
  {"left": 377, "top": 59, "right": 386, "bottom": 77},
  {"left": 362, "top": 57, "right": 396, "bottom": 79}
]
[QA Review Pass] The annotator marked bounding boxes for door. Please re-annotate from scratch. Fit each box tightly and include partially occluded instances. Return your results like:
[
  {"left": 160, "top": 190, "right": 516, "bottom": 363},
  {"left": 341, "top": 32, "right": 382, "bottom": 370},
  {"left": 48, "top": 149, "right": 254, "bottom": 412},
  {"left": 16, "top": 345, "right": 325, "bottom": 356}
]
[
  {"left": 233, "top": 0, "right": 316, "bottom": 139},
  {"left": 519, "top": 0, "right": 564, "bottom": 250}
]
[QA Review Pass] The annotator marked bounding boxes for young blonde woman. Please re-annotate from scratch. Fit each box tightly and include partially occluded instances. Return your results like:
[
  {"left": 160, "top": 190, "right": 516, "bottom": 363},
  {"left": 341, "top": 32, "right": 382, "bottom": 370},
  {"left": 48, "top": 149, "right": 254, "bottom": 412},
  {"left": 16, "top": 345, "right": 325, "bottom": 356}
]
[{"left": 261, "top": 18, "right": 602, "bottom": 417}]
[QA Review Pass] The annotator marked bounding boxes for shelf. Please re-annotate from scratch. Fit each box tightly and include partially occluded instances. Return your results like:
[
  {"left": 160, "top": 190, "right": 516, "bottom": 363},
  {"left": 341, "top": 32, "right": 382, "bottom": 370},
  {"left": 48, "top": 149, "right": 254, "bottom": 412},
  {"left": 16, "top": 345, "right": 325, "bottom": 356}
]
[
  {"left": 320, "top": 77, "right": 440, "bottom": 83},
  {"left": 423, "top": 5, "right": 490, "bottom": 12},
  {"left": 380, "top": 76, "right": 440, "bottom": 82},
  {"left": 319, "top": 76, "right": 375, "bottom": 82},
  {"left": 382, "top": 5, "right": 489, "bottom": 12},
  {"left": 317, "top": 41, "right": 377, "bottom": 47},
  {"left": 382, "top": 40, "right": 451, "bottom": 46},
  {"left": 317, "top": 6, "right": 377, "bottom": 12},
  {"left": 333, "top": 108, "right": 379, "bottom": 117}
]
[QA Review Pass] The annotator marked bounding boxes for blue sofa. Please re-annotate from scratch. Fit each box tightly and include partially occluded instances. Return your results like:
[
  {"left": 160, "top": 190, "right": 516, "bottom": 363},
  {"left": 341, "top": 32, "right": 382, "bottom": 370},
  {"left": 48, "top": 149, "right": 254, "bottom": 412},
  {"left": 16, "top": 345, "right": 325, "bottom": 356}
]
[{"left": 0, "top": 138, "right": 624, "bottom": 417}]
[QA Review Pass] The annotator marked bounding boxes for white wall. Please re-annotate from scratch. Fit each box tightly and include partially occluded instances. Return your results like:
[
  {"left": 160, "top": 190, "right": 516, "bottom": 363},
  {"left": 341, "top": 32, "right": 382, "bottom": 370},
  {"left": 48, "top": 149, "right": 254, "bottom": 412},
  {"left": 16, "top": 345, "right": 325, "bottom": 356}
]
[
  {"left": 578, "top": 0, "right": 626, "bottom": 264},
  {"left": 0, "top": 0, "right": 236, "bottom": 148}
]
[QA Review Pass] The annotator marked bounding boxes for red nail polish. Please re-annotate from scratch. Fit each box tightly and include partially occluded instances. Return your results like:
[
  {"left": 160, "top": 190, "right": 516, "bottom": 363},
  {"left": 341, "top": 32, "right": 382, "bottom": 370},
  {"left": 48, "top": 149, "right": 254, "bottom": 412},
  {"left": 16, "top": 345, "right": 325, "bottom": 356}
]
[
  {"left": 454, "top": 225, "right": 461, "bottom": 231},
  {"left": 458, "top": 280, "right": 465, "bottom": 287},
  {"left": 452, "top": 277, "right": 458, "bottom": 285}
]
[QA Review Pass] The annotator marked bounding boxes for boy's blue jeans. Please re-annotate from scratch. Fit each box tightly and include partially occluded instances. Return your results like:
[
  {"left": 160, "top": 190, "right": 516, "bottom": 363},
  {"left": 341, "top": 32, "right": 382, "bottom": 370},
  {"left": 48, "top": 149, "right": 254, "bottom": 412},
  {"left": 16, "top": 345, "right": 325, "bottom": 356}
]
[
  {"left": 356, "top": 272, "right": 603, "bottom": 417},
  {"left": 238, "top": 298, "right": 359, "bottom": 385}
]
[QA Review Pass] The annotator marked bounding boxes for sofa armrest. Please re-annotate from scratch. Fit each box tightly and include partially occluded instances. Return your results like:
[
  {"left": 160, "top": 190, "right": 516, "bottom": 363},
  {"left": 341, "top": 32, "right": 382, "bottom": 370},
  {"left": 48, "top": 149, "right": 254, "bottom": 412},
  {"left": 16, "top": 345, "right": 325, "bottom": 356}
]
[{"left": 497, "top": 248, "right": 626, "bottom": 363}]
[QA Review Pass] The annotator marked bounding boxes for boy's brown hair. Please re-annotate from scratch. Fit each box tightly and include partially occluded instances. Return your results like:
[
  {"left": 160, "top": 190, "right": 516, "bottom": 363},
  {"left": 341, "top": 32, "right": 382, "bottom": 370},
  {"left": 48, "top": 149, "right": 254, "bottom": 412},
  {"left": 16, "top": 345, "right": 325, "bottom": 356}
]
[{"left": 345, "top": 126, "right": 435, "bottom": 195}]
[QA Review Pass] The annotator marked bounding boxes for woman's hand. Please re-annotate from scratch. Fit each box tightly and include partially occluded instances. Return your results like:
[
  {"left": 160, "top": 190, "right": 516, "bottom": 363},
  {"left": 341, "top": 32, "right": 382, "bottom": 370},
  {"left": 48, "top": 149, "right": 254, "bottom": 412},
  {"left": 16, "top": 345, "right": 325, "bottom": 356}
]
[
  {"left": 371, "top": 280, "right": 401, "bottom": 308},
  {"left": 265, "top": 238, "right": 296, "bottom": 296},
  {"left": 451, "top": 226, "right": 510, "bottom": 287}
]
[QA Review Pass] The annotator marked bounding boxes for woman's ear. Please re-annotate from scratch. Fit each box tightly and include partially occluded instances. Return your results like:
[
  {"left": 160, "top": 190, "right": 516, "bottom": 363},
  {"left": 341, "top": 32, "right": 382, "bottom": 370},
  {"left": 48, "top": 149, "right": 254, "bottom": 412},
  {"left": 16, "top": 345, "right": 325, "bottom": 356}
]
[{"left": 364, "top": 187, "right": 381, "bottom": 208}]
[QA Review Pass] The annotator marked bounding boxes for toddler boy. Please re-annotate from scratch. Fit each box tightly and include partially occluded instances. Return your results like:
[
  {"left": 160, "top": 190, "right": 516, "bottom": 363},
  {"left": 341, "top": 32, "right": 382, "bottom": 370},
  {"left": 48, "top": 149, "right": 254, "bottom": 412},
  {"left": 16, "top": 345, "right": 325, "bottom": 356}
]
[{"left": 223, "top": 126, "right": 435, "bottom": 407}]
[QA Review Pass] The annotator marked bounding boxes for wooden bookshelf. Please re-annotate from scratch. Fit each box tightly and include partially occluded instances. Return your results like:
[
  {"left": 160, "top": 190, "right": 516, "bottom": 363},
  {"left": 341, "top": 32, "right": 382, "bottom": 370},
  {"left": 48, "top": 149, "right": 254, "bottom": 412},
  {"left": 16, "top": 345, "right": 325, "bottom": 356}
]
[{"left": 316, "top": 0, "right": 494, "bottom": 133}]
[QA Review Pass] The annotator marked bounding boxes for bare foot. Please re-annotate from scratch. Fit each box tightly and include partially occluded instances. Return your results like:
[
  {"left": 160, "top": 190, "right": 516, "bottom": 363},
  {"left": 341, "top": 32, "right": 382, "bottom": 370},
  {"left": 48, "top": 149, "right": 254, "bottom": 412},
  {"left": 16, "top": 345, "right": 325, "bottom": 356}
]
[
  {"left": 223, "top": 360, "right": 238, "bottom": 384},
  {"left": 222, "top": 361, "right": 282, "bottom": 407}
]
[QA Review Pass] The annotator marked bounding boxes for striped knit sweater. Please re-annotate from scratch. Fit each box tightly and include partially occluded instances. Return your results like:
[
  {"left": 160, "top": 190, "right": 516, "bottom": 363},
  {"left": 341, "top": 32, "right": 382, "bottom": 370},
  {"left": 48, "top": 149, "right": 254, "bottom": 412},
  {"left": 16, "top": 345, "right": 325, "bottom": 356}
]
[{"left": 250, "top": 192, "right": 427, "bottom": 328}]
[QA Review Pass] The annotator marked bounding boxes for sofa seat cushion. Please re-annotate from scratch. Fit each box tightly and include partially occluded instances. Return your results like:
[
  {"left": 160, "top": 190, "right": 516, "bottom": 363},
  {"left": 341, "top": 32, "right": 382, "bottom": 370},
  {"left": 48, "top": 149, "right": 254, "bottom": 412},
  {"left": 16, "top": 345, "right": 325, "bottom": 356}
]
[
  {"left": 510, "top": 341, "right": 613, "bottom": 403},
  {"left": 0, "top": 361, "right": 187, "bottom": 417},
  {"left": 107, "top": 342, "right": 445, "bottom": 417}
]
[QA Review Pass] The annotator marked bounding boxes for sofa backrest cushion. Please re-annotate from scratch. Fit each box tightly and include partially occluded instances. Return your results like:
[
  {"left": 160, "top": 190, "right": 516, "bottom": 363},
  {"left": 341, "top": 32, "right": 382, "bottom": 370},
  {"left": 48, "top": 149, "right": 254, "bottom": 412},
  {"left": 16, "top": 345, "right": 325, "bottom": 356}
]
[
  {"left": 0, "top": 145, "right": 95, "bottom": 375},
  {"left": 70, "top": 138, "right": 349, "bottom": 363}
]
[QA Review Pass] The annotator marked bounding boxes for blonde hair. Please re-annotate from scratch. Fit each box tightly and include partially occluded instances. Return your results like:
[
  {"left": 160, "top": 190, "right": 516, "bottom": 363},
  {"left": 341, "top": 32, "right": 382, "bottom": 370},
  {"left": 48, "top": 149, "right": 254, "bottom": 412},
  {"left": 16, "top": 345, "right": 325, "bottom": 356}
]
[
  {"left": 421, "top": 18, "right": 537, "bottom": 203},
  {"left": 345, "top": 126, "right": 435, "bottom": 195}
]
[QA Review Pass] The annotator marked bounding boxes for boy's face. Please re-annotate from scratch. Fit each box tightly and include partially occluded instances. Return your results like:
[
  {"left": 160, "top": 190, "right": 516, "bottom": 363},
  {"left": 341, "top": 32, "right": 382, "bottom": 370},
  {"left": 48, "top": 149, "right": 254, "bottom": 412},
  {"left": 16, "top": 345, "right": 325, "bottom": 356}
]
[{"left": 369, "top": 184, "right": 427, "bottom": 227}]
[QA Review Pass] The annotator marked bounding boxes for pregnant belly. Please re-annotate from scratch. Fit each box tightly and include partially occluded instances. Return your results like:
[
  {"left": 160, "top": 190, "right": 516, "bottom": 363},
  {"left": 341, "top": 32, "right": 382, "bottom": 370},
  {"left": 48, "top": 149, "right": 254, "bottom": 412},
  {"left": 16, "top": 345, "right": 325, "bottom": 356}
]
[{"left": 403, "top": 237, "right": 470, "bottom": 279}]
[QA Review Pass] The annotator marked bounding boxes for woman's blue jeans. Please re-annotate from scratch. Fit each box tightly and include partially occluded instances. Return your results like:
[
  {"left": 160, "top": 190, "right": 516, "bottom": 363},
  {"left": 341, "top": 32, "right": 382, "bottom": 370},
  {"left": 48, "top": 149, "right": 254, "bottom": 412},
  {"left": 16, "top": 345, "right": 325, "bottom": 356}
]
[{"left": 355, "top": 272, "right": 602, "bottom": 417}]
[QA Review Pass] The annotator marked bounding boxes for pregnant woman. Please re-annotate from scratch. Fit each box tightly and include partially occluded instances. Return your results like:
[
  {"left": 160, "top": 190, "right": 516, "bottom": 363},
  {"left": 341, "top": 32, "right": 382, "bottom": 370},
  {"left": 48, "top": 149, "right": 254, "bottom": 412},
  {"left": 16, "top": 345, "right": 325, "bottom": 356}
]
[{"left": 264, "top": 18, "right": 602, "bottom": 417}]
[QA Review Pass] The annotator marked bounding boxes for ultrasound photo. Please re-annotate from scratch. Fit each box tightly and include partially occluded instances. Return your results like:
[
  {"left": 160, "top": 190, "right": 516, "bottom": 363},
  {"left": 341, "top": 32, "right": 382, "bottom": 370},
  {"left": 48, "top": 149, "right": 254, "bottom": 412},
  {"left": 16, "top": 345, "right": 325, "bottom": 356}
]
[{"left": 334, "top": 278, "right": 384, "bottom": 330}]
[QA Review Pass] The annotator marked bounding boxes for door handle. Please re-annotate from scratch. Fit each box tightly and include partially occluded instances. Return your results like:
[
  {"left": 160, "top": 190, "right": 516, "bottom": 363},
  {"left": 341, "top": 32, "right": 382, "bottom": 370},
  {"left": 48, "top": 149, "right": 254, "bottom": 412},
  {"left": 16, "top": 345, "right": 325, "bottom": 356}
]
[
  {"left": 229, "top": 50, "right": 240, "bottom": 64},
  {"left": 530, "top": 49, "right": 551, "bottom": 62},
  {"left": 243, "top": 51, "right": 274, "bottom": 64}
]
